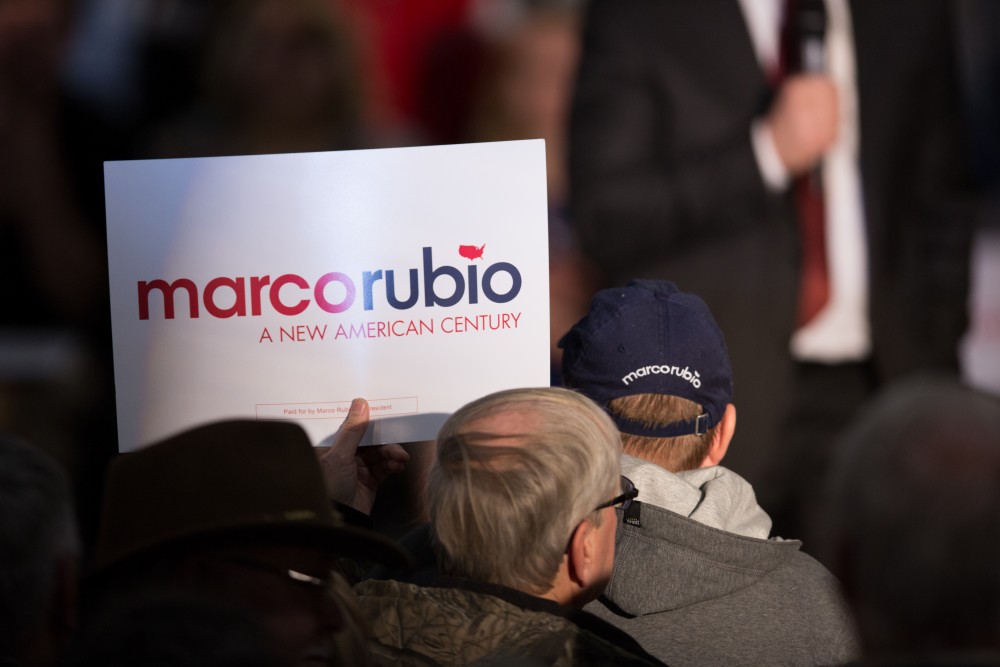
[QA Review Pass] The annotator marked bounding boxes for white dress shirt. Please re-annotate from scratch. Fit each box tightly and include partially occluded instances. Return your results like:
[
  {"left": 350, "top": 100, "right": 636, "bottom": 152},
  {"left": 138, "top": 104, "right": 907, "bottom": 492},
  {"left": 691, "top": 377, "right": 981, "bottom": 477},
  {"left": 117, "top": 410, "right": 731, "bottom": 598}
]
[{"left": 740, "top": 0, "right": 871, "bottom": 362}]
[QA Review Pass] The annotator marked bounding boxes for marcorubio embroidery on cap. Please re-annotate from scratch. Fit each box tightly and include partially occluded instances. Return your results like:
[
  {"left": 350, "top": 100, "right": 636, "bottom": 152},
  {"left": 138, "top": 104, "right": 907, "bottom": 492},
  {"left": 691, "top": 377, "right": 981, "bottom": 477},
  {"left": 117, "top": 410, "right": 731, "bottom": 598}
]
[{"left": 621, "top": 364, "right": 702, "bottom": 389}]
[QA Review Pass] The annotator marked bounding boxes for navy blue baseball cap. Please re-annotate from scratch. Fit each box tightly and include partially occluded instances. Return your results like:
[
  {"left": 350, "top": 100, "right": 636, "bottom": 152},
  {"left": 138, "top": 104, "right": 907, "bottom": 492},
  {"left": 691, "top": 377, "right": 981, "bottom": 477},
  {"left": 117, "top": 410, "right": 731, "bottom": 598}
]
[{"left": 559, "top": 280, "right": 733, "bottom": 437}]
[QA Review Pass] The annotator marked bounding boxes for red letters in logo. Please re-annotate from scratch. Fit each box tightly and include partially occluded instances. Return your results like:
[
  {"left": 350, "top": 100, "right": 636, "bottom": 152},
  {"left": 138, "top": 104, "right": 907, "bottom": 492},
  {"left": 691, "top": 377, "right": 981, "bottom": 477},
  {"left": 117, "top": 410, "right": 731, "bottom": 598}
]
[
  {"left": 458, "top": 244, "right": 486, "bottom": 260},
  {"left": 136, "top": 246, "right": 523, "bottom": 321}
]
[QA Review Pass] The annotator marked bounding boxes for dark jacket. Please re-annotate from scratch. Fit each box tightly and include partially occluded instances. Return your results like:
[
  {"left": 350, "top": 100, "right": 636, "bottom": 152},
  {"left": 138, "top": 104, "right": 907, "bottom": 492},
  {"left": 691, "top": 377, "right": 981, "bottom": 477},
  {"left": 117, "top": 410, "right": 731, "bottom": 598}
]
[{"left": 355, "top": 525, "right": 665, "bottom": 666}]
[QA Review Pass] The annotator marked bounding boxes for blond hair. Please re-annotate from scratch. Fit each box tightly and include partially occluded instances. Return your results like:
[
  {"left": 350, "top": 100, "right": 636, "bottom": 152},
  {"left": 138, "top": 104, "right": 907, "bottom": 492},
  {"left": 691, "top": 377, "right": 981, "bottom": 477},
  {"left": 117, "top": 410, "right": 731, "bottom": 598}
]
[{"left": 607, "top": 393, "right": 715, "bottom": 472}]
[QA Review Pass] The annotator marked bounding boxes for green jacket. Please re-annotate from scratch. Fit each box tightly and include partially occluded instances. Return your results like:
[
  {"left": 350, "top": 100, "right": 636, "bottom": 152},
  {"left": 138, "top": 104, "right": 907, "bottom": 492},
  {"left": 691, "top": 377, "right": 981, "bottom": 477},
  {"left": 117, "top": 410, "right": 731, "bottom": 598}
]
[{"left": 355, "top": 576, "right": 665, "bottom": 666}]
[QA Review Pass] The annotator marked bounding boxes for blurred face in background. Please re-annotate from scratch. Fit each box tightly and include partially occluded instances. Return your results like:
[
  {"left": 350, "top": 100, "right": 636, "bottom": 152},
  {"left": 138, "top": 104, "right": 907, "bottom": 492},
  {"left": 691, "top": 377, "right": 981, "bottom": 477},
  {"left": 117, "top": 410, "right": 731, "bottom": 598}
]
[
  {"left": 471, "top": 11, "right": 580, "bottom": 202},
  {"left": 211, "top": 0, "right": 360, "bottom": 131},
  {"left": 494, "top": 15, "right": 579, "bottom": 145}
]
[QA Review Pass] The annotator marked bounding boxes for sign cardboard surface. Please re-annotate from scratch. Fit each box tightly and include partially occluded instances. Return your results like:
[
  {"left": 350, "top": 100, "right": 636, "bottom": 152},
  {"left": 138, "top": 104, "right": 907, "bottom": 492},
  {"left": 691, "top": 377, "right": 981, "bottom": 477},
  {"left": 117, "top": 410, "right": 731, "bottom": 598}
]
[{"left": 105, "top": 140, "right": 550, "bottom": 451}]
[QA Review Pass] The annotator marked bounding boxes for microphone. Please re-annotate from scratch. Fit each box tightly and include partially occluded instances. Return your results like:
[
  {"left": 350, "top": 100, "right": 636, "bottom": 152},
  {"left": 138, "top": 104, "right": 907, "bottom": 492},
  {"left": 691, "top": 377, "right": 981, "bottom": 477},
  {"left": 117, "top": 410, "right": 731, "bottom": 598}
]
[
  {"left": 795, "top": 0, "right": 828, "bottom": 188},
  {"left": 797, "top": 0, "right": 827, "bottom": 74}
]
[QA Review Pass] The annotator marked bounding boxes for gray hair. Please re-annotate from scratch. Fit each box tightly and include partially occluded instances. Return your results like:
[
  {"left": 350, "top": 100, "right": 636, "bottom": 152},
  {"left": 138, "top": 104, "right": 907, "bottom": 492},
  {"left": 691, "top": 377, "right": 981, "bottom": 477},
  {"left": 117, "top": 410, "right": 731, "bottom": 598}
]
[
  {"left": 0, "top": 437, "right": 79, "bottom": 653},
  {"left": 428, "top": 387, "right": 621, "bottom": 595}
]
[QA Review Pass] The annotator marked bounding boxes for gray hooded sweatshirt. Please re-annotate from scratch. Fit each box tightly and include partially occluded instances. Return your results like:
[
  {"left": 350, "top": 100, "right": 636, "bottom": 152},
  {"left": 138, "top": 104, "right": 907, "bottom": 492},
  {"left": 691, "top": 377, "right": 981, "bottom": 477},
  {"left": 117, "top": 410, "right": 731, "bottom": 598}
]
[{"left": 585, "top": 455, "right": 859, "bottom": 666}]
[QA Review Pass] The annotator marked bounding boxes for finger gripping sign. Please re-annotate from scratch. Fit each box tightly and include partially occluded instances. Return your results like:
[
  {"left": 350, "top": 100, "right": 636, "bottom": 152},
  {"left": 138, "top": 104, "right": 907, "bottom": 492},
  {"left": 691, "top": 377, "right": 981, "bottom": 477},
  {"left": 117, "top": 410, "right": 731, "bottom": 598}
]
[{"left": 105, "top": 140, "right": 550, "bottom": 451}]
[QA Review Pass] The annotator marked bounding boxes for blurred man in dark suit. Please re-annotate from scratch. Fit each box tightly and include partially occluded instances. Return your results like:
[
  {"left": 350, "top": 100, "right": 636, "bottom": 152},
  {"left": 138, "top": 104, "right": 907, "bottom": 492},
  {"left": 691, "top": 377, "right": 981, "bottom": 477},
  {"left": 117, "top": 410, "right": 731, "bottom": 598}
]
[{"left": 570, "top": 0, "right": 973, "bottom": 544}]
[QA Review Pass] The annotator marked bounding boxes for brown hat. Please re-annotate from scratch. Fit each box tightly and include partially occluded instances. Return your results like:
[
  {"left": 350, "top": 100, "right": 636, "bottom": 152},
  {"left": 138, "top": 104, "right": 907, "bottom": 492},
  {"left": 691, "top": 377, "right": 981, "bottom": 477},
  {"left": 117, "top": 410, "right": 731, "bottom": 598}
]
[{"left": 94, "top": 419, "right": 409, "bottom": 571}]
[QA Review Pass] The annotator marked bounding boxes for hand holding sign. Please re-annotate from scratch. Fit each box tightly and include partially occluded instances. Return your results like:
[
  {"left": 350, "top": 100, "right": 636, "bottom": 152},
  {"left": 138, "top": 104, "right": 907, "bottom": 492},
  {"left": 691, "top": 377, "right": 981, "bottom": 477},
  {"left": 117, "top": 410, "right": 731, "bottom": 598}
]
[
  {"left": 316, "top": 398, "right": 410, "bottom": 514},
  {"left": 105, "top": 141, "right": 550, "bottom": 450}
]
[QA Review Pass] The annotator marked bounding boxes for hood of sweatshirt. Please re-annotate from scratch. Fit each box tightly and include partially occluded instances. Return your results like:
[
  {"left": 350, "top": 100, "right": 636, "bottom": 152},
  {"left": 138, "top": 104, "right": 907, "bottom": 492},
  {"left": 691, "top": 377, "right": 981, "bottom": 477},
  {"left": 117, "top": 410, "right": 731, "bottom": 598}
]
[
  {"left": 601, "top": 455, "right": 803, "bottom": 616},
  {"left": 620, "top": 455, "right": 772, "bottom": 538}
]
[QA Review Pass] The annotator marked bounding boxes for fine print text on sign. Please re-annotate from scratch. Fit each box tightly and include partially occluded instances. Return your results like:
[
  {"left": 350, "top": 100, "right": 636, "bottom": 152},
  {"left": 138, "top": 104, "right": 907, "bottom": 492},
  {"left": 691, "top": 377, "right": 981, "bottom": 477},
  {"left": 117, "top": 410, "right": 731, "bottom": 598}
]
[{"left": 105, "top": 140, "right": 550, "bottom": 451}]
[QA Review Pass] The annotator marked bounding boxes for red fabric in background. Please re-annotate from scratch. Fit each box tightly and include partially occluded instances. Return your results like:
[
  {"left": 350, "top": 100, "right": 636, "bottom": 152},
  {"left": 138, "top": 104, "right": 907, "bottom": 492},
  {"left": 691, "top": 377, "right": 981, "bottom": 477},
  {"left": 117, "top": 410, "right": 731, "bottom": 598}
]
[{"left": 342, "top": 0, "right": 476, "bottom": 140}]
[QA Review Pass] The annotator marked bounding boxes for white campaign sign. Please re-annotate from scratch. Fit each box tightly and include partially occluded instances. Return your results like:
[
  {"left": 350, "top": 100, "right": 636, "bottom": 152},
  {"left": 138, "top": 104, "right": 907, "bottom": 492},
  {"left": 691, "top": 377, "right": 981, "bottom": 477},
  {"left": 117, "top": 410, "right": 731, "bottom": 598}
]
[{"left": 105, "top": 140, "right": 550, "bottom": 451}]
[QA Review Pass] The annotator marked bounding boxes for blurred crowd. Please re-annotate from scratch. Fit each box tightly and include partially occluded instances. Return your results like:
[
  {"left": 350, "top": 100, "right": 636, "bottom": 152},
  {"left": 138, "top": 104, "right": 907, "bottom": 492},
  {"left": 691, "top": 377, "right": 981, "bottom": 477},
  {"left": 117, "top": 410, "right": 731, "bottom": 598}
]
[
  {"left": 2, "top": 0, "right": 1000, "bottom": 664},
  {"left": 0, "top": 0, "right": 600, "bottom": 549}
]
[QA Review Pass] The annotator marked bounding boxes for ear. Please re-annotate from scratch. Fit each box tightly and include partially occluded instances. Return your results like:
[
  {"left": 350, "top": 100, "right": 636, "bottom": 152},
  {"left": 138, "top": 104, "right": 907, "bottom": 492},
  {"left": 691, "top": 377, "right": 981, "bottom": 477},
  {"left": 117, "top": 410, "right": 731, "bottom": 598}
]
[
  {"left": 701, "top": 403, "right": 736, "bottom": 467},
  {"left": 566, "top": 514, "right": 609, "bottom": 603},
  {"left": 566, "top": 518, "right": 594, "bottom": 588}
]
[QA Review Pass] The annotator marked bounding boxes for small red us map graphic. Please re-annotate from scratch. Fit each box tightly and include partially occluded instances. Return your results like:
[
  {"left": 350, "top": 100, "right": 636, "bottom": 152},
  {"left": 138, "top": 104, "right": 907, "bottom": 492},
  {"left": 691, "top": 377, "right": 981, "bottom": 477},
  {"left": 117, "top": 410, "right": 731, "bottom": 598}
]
[{"left": 458, "top": 244, "right": 486, "bottom": 260}]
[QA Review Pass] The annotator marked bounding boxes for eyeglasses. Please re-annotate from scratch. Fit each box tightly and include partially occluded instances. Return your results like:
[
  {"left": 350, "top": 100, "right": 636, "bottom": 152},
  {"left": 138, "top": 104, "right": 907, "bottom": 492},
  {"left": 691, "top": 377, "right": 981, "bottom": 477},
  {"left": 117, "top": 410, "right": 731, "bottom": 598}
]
[{"left": 594, "top": 475, "right": 638, "bottom": 512}]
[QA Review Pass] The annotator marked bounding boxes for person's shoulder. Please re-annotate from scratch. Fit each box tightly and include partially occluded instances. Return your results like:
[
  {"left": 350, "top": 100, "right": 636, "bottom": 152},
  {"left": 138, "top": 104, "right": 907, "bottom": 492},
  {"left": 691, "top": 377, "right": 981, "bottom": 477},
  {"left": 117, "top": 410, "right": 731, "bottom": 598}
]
[
  {"left": 778, "top": 545, "right": 847, "bottom": 590},
  {"left": 354, "top": 577, "right": 665, "bottom": 666},
  {"left": 764, "top": 547, "right": 862, "bottom": 657}
]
